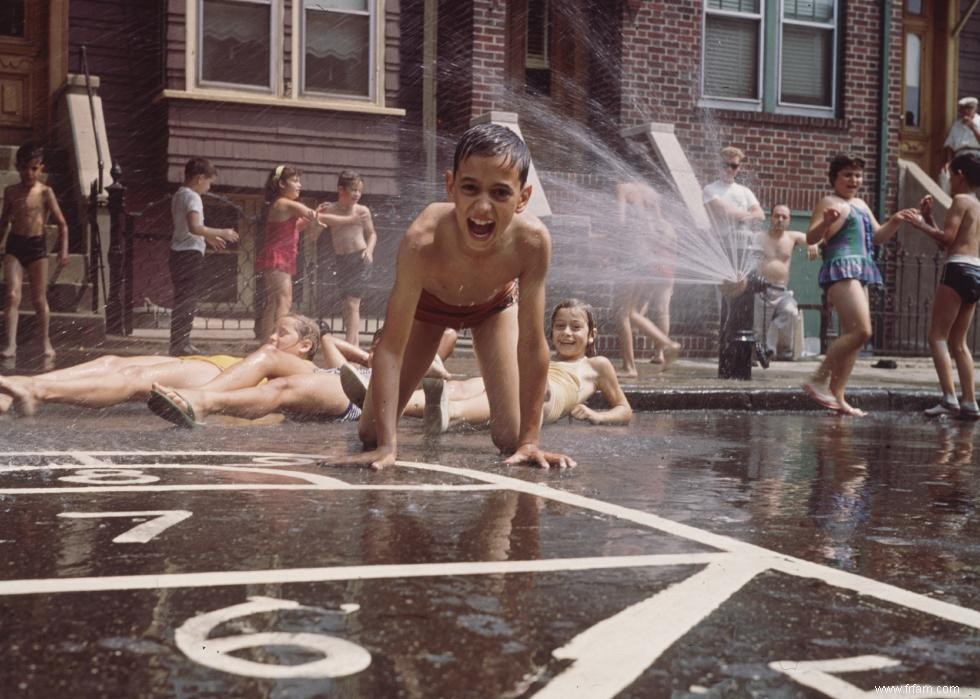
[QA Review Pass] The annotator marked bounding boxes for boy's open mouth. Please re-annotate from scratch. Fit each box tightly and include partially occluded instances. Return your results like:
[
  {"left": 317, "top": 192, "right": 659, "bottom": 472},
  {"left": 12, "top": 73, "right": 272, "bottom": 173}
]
[{"left": 467, "top": 218, "right": 495, "bottom": 239}]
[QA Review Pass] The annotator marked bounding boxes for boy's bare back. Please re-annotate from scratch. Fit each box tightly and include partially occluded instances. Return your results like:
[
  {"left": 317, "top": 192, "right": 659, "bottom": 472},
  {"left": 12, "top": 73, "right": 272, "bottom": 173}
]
[
  {"left": 947, "top": 193, "right": 980, "bottom": 257},
  {"left": 1, "top": 182, "right": 57, "bottom": 238}
]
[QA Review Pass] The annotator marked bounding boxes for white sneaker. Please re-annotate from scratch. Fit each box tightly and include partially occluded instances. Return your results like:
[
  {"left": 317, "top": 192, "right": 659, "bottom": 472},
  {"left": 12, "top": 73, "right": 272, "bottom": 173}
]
[
  {"left": 924, "top": 399, "right": 959, "bottom": 417},
  {"left": 340, "top": 364, "right": 369, "bottom": 408},
  {"left": 422, "top": 378, "right": 450, "bottom": 435}
]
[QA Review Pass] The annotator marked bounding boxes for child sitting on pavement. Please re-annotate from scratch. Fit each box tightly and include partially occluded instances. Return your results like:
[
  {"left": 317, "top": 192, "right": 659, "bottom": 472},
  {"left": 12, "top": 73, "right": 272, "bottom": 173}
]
[
  {"left": 341, "top": 122, "right": 575, "bottom": 470},
  {"left": 898, "top": 153, "right": 980, "bottom": 420}
]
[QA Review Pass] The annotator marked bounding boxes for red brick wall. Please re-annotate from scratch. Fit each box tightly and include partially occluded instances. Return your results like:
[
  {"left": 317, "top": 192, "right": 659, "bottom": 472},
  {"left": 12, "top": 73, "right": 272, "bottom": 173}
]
[{"left": 619, "top": 0, "right": 902, "bottom": 216}]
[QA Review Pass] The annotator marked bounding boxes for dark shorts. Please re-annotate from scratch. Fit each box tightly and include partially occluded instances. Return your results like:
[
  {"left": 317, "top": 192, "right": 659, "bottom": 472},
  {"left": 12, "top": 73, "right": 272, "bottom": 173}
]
[
  {"left": 335, "top": 251, "right": 370, "bottom": 299},
  {"left": 3, "top": 234, "right": 48, "bottom": 267},
  {"left": 940, "top": 260, "right": 980, "bottom": 305}
]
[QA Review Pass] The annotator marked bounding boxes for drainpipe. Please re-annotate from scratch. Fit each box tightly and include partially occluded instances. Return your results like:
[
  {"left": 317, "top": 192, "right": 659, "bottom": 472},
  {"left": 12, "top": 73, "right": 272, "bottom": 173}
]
[{"left": 876, "top": 0, "right": 892, "bottom": 222}]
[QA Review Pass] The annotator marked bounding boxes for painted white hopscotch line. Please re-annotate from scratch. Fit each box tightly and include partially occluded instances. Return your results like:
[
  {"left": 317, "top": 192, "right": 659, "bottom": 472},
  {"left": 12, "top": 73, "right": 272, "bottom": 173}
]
[
  {"left": 57, "top": 511, "right": 193, "bottom": 543},
  {"left": 0, "top": 553, "right": 726, "bottom": 596},
  {"left": 2, "top": 451, "right": 979, "bottom": 699}
]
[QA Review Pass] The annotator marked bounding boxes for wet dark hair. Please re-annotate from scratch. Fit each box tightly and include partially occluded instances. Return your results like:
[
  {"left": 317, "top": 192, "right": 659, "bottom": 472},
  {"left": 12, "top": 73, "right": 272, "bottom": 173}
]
[
  {"left": 284, "top": 313, "right": 320, "bottom": 360},
  {"left": 550, "top": 298, "right": 597, "bottom": 358},
  {"left": 16, "top": 143, "right": 43, "bottom": 167},
  {"left": 263, "top": 165, "right": 302, "bottom": 205},
  {"left": 950, "top": 152, "right": 980, "bottom": 187},
  {"left": 338, "top": 169, "right": 362, "bottom": 190},
  {"left": 184, "top": 157, "right": 217, "bottom": 180},
  {"left": 828, "top": 154, "right": 865, "bottom": 186},
  {"left": 452, "top": 123, "right": 531, "bottom": 186}
]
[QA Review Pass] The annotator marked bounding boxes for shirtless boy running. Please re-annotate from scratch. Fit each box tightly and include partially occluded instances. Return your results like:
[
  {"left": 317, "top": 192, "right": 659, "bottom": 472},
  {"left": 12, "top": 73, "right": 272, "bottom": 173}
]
[
  {"left": 900, "top": 152, "right": 980, "bottom": 419},
  {"left": 347, "top": 122, "right": 575, "bottom": 470},
  {"left": 0, "top": 144, "right": 69, "bottom": 359}
]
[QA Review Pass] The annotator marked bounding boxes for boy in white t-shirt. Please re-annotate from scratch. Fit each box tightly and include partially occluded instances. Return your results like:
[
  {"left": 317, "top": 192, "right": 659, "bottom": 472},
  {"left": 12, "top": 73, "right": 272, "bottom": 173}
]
[{"left": 169, "top": 158, "right": 238, "bottom": 355}]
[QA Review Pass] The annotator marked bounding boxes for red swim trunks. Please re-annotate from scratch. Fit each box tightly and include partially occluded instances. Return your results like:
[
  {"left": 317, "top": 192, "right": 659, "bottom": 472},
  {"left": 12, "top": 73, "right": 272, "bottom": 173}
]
[
  {"left": 256, "top": 216, "right": 303, "bottom": 276},
  {"left": 414, "top": 281, "right": 518, "bottom": 330}
]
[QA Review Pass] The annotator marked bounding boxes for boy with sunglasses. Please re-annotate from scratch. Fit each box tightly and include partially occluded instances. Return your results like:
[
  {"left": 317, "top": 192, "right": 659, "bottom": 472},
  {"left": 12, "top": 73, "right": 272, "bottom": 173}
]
[
  {"left": 0, "top": 144, "right": 69, "bottom": 359},
  {"left": 703, "top": 146, "right": 765, "bottom": 251}
]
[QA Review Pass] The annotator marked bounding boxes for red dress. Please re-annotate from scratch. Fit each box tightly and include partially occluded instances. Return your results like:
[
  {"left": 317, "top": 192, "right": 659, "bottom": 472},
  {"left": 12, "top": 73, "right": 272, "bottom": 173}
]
[{"left": 256, "top": 216, "right": 303, "bottom": 275}]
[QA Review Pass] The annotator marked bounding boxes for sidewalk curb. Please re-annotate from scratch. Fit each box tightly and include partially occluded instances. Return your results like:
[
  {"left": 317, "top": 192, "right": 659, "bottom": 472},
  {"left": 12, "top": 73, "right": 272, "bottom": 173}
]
[{"left": 616, "top": 388, "right": 939, "bottom": 412}]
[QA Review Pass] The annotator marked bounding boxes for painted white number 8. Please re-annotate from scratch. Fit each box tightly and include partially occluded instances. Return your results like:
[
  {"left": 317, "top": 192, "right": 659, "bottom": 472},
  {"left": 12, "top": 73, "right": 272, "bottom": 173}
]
[{"left": 175, "top": 596, "right": 371, "bottom": 679}]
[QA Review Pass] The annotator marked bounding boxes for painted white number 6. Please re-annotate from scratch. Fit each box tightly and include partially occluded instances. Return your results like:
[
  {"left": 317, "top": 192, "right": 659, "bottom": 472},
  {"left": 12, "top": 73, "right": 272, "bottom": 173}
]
[
  {"left": 175, "top": 596, "right": 371, "bottom": 679},
  {"left": 59, "top": 468, "right": 159, "bottom": 485}
]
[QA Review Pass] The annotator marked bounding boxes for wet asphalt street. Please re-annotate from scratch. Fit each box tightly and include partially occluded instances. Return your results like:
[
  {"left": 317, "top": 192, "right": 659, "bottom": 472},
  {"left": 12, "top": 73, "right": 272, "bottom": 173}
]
[{"left": 0, "top": 406, "right": 978, "bottom": 698}]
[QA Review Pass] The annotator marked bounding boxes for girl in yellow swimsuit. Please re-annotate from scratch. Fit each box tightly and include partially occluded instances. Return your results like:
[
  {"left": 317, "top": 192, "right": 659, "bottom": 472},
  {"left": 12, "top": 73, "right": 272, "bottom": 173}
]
[
  {"left": 405, "top": 298, "right": 633, "bottom": 434},
  {"left": 0, "top": 314, "right": 359, "bottom": 417}
]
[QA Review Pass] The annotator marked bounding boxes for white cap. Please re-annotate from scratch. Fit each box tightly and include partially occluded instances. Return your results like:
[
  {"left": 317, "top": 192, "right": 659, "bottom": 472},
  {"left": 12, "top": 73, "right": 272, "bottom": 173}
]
[{"left": 958, "top": 96, "right": 978, "bottom": 108}]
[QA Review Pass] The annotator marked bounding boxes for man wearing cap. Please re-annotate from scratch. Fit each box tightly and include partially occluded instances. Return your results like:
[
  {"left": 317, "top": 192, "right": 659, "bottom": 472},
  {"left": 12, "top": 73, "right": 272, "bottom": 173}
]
[{"left": 941, "top": 97, "right": 980, "bottom": 192}]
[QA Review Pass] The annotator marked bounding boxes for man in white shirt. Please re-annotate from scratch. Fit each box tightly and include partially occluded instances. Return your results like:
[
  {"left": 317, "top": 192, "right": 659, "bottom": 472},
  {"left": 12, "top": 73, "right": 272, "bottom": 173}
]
[
  {"left": 940, "top": 97, "right": 980, "bottom": 193},
  {"left": 703, "top": 146, "right": 765, "bottom": 254}
]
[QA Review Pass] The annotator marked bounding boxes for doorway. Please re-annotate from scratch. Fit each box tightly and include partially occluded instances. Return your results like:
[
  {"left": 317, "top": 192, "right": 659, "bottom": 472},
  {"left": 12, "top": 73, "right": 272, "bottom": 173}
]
[{"left": 0, "top": 1, "right": 48, "bottom": 145}]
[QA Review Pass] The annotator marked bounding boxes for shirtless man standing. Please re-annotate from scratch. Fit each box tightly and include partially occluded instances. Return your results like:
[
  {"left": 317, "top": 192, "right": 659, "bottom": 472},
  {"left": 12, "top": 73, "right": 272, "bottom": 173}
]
[
  {"left": 900, "top": 153, "right": 980, "bottom": 419},
  {"left": 319, "top": 170, "right": 377, "bottom": 347},
  {"left": 0, "top": 144, "right": 69, "bottom": 359},
  {"left": 754, "top": 204, "right": 818, "bottom": 359}
]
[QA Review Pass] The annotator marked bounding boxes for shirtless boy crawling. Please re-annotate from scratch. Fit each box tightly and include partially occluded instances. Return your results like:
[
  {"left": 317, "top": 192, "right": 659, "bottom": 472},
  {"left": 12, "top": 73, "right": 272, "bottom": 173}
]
[{"left": 347, "top": 122, "right": 575, "bottom": 470}]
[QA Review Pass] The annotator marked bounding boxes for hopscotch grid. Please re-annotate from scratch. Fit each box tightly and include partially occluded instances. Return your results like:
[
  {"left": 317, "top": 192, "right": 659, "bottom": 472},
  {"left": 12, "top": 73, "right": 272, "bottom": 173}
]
[
  {"left": 2, "top": 450, "right": 979, "bottom": 699},
  {"left": 1, "top": 452, "right": 977, "bottom": 633}
]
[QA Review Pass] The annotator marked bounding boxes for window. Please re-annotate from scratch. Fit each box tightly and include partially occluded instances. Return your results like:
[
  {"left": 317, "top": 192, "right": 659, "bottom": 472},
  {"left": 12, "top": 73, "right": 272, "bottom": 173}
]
[
  {"left": 185, "top": 0, "right": 393, "bottom": 111},
  {"left": 200, "top": 0, "right": 273, "bottom": 90},
  {"left": 702, "top": 0, "right": 839, "bottom": 117},
  {"left": 0, "top": 0, "right": 25, "bottom": 37},
  {"left": 303, "top": 0, "right": 373, "bottom": 98},
  {"left": 525, "top": 0, "right": 550, "bottom": 95}
]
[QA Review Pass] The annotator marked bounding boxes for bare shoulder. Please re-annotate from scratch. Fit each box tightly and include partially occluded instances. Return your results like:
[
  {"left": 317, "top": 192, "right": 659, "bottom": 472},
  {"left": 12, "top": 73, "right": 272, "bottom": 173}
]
[
  {"left": 355, "top": 203, "right": 373, "bottom": 216},
  {"left": 512, "top": 211, "right": 551, "bottom": 248},
  {"left": 588, "top": 354, "right": 616, "bottom": 375},
  {"left": 403, "top": 202, "right": 451, "bottom": 249},
  {"left": 952, "top": 193, "right": 980, "bottom": 211}
]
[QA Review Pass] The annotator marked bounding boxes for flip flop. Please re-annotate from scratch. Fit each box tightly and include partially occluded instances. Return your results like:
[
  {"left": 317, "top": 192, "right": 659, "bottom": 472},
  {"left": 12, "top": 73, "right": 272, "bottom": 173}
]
[
  {"left": 802, "top": 382, "right": 840, "bottom": 411},
  {"left": 147, "top": 389, "right": 203, "bottom": 429},
  {"left": 340, "top": 363, "right": 369, "bottom": 408}
]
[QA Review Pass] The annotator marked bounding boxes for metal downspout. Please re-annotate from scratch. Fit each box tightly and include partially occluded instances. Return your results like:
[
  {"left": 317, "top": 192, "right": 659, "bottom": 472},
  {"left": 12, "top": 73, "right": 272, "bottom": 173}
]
[{"left": 877, "top": 0, "right": 893, "bottom": 222}]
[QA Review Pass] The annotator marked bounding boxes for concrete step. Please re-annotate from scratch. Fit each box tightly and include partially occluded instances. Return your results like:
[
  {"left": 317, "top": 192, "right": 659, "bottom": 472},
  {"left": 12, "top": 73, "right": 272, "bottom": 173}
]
[{"left": 0, "top": 310, "right": 105, "bottom": 351}]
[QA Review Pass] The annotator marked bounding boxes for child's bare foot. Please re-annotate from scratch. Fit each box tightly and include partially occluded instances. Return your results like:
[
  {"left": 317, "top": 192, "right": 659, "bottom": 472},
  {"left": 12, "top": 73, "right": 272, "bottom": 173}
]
[
  {"left": 802, "top": 381, "right": 840, "bottom": 411},
  {"left": 836, "top": 400, "right": 867, "bottom": 417},
  {"left": 0, "top": 393, "right": 13, "bottom": 415},
  {"left": 662, "top": 342, "right": 681, "bottom": 367},
  {"left": 649, "top": 350, "right": 665, "bottom": 364},
  {"left": 424, "top": 353, "right": 451, "bottom": 380},
  {"left": 42, "top": 343, "right": 56, "bottom": 359},
  {"left": 617, "top": 365, "right": 638, "bottom": 379},
  {"left": 0, "top": 377, "right": 38, "bottom": 417}
]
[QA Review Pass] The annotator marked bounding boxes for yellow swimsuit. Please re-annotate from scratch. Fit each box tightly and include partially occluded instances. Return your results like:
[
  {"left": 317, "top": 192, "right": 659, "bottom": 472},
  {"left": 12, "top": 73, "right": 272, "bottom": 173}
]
[
  {"left": 178, "top": 354, "right": 243, "bottom": 371},
  {"left": 542, "top": 362, "right": 582, "bottom": 423}
]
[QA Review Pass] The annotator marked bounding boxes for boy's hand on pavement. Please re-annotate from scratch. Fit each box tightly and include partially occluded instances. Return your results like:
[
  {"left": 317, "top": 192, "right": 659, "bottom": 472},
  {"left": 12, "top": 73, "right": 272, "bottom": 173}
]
[{"left": 503, "top": 443, "right": 576, "bottom": 469}]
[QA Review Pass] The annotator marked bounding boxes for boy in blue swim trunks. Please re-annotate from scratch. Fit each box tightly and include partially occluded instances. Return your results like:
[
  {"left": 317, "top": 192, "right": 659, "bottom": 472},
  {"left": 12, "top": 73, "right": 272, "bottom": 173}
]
[{"left": 900, "top": 153, "right": 980, "bottom": 419}]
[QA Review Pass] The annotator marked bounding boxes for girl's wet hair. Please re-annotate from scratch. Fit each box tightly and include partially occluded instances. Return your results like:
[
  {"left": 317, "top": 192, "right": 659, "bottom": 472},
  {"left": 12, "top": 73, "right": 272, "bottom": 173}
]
[
  {"left": 284, "top": 313, "right": 320, "bottom": 360},
  {"left": 263, "top": 165, "right": 302, "bottom": 205},
  {"left": 828, "top": 154, "right": 865, "bottom": 186},
  {"left": 950, "top": 152, "right": 980, "bottom": 187},
  {"left": 453, "top": 123, "right": 531, "bottom": 186},
  {"left": 550, "top": 298, "right": 597, "bottom": 357}
]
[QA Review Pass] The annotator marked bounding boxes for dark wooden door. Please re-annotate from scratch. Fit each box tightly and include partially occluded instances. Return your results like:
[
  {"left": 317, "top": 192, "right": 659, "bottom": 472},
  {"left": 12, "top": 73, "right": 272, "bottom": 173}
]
[{"left": 0, "top": 1, "right": 48, "bottom": 145}]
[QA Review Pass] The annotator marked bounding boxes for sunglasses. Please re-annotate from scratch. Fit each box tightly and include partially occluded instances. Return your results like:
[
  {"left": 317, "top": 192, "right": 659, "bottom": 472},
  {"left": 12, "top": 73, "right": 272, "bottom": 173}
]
[{"left": 724, "top": 162, "right": 741, "bottom": 170}]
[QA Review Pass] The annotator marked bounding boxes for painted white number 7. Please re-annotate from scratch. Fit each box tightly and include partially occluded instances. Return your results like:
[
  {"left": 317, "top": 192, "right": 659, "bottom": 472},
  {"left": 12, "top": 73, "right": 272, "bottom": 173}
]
[{"left": 58, "top": 510, "right": 192, "bottom": 543}]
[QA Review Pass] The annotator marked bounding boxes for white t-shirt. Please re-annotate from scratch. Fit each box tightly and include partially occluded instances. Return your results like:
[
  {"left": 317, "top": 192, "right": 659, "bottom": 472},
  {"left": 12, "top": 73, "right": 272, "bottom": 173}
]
[
  {"left": 702, "top": 180, "right": 761, "bottom": 240},
  {"left": 943, "top": 115, "right": 980, "bottom": 154},
  {"left": 171, "top": 186, "right": 205, "bottom": 254}
]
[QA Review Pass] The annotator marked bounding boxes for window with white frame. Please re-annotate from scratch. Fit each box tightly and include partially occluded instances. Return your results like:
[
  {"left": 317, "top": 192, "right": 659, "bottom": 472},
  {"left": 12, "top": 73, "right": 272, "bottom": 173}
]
[
  {"left": 192, "top": 0, "right": 382, "bottom": 105},
  {"left": 702, "top": 0, "right": 839, "bottom": 116}
]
